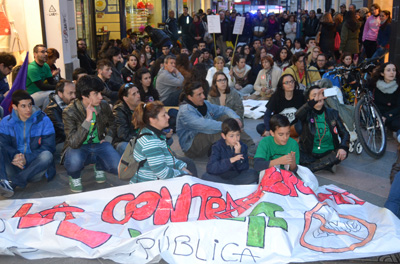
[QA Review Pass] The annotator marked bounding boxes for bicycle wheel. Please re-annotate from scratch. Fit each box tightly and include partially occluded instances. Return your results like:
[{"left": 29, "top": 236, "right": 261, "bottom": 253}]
[{"left": 354, "top": 97, "right": 386, "bottom": 158}]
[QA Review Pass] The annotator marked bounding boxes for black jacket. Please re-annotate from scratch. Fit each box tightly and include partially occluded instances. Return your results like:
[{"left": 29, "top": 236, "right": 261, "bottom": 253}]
[
  {"left": 296, "top": 101, "right": 349, "bottom": 154},
  {"left": 112, "top": 101, "right": 137, "bottom": 147},
  {"left": 304, "top": 17, "right": 320, "bottom": 37},
  {"left": 43, "top": 93, "right": 65, "bottom": 144},
  {"left": 148, "top": 28, "right": 170, "bottom": 49},
  {"left": 78, "top": 52, "right": 96, "bottom": 75},
  {"left": 217, "top": 18, "right": 232, "bottom": 42}
]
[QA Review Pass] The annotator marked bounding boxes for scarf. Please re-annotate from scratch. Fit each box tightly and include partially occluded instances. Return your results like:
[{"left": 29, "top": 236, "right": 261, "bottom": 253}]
[
  {"left": 376, "top": 80, "right": 398, "bottom": 94},
  {"left": 265, "top": 68, "right": 272, "bottom": 89},
  {"left": 184, "top": 97, "right": 208, "bottom": 116},
  {"left": 194, "top": 20, "right": 201, "bottom": 36}
]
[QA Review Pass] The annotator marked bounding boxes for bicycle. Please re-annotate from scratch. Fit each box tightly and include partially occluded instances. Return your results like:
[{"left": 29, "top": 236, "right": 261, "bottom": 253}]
[{"left": 327, "top": 56, "right": 386, "bottom": 159}]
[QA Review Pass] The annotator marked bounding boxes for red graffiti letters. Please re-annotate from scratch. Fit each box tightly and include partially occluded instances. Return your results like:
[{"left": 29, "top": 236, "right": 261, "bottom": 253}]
[
  {"left": 13, "top": 202, "right": 111, "bottom": 248},
  {"left": 317, "top": 188, "right": 365, "bottom": 205}
]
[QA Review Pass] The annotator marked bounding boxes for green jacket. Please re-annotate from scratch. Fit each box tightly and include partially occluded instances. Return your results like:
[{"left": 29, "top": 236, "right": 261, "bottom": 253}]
[{"left": 339, "top": 22, "right": 360, "bottom": 54}]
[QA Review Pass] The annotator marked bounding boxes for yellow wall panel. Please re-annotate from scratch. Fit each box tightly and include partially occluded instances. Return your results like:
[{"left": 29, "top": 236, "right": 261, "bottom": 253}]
[
  {"left": 96, "top": 14, "right": 120, "bottom": 23},
  {"left": 96, "top": 23, "right": 120, "bottom": 31}
]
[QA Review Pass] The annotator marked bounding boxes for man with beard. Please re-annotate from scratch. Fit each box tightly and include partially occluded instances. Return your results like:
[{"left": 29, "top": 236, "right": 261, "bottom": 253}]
[
  {"left": 26, "top": 45, "right": 57, "bottom": 109},
  {"left": 77, "top": 39, "right": 96, "bottom": 74}
]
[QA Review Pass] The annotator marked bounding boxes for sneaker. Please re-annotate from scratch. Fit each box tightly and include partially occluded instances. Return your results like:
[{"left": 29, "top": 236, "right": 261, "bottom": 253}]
[
  {"left": 0, "top": 179, "right": 14, "bottom": 198},
  {"left": 94, "top": 165, "right": 106, "bottom": 183},
  {"left": 69, "top": 176, "right": 83, "bottom": 192}
]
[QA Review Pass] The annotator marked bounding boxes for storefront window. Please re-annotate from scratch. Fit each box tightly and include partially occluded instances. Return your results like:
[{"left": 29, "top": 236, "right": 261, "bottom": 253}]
[{"left": 75, "top": 0, "right": 95, "bottom": 58}]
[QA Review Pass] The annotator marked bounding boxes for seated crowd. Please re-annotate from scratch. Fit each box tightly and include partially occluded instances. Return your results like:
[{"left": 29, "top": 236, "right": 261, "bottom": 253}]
[{"left": 0, "top": 4, "right": 399, "bottom": 220}]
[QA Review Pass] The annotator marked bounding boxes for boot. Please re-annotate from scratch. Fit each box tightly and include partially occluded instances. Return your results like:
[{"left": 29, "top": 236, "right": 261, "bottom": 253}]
[{"left": 308, "top": 152, "right": 340, "bottom": 173}]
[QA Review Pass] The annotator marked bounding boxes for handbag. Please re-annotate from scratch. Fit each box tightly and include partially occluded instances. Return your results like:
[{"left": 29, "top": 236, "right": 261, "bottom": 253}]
[
  {"left": 11, "top": 36, "right": 27, "bottom": 65},
  {"left": 334, "top": 32, "right": 341, "bottom": 51}
]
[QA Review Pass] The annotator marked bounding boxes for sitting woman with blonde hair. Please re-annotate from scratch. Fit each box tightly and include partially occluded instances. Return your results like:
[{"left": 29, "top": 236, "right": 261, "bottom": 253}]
[{"left": 206, "top": 56, "right": 235, "bottom": 88}]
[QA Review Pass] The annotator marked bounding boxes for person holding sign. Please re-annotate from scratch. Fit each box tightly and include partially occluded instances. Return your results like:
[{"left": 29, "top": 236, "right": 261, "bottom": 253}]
[{"left": 215, "top": 11, "right": 232, "bottom": 56}]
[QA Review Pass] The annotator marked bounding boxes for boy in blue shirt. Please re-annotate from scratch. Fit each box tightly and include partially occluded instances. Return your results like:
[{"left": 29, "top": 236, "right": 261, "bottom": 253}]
[
  {"left": 254, "top": 114, "right": 299, "bottom": 172},
  {"left": 202, "top": 118, "right": 259, "bottom": 185}
]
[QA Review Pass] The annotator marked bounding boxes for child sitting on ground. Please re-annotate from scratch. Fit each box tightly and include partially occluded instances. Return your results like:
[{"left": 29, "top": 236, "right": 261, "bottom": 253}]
[
  {"left": 202, "top": 118, "right": 259, "bottom": 185},
  {"left": 254, "top": 114, "right": 299, "bottom": 172}
]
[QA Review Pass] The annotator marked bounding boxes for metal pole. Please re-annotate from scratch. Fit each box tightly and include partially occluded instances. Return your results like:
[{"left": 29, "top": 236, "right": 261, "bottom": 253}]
[{"left": 119, "top": 0, "right": 127, "bottom": 39}]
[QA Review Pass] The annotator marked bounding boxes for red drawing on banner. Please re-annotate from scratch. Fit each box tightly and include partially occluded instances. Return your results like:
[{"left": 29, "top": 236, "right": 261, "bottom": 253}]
[
  {"left": 300, "top": 202, "right": 376, "bottom": 253},
  {"left": 317, "top": 189, "right": 365, "bottom": 205}
]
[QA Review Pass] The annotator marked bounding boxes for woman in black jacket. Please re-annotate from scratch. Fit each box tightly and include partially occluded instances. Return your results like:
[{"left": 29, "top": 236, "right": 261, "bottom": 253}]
[
  {"left": 296, "top": 86, "right": 350, "bottom": 172},
  {"left": 318, "top": 13, "right": 336, "bottom": 58},
  {"left": 189, "top": 14, "right": 205, "bottom": 49},
  {"left": 134, "top": 67, "right": 160, "bottom": 103},
  {"left": 369, "top": 63, "right": 400, "bottom": 142}
]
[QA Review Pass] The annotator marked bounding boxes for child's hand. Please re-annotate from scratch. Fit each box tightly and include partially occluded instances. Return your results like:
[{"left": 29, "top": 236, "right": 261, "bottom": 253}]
[
  {"left": 230, "top": 154, "right": 244, "bottom": 163},
  {"left": 234, "top": 141, "right": 241, "bottom": 154},
  {"left": 277, "top": 154, "right": 293, "bottom": 165}
]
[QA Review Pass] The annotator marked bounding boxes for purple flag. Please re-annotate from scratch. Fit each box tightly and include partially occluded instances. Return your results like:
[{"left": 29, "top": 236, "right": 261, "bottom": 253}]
[{"left": 0, "top": 52, "right": 29, "bottom": 116}]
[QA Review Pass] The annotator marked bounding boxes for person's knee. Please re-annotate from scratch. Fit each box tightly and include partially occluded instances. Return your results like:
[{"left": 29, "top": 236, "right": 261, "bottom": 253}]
[
  {"left": 37, "top": 151, "right": 53, "bottom": 165},
  {"left": 64, "top": 149, "right": 86, "bottom": 171}
]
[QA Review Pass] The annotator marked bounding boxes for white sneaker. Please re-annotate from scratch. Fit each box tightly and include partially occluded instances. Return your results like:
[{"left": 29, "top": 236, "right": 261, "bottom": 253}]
[{"left": 0, "top": 179, "right": 14, "bottom": 198}]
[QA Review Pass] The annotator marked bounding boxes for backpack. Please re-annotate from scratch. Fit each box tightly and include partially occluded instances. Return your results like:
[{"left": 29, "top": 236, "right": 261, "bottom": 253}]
[{"left": 117, "top": 133, "right": 151, "bottom": 181}]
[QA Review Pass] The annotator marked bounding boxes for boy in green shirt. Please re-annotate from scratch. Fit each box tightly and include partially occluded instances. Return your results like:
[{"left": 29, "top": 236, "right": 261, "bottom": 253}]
[{"left": 254, "top": 114, "right": 299, "bottom": 172}]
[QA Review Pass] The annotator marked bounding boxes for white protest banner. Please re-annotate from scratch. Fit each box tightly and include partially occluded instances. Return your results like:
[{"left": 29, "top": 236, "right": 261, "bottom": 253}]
[
  {"left": 0, "top": 168, "right": 399, "bottom": 264},
  {"left": 207, "top": 15, "right": 221, "bottom": 34},
  {"left": 232, "top": 16, "right": 246, "bottom": 35}
]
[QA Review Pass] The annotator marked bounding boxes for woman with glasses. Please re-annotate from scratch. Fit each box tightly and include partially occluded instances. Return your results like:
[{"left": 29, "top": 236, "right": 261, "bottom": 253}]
[
  {"left": 208, "top": 72, "right": 244, "bottom": 120},
  {"left": 256, "top": 74, "right": 305, "bottom": 137},
  {"left": 296, "top": 86, "right": 349, "bottom": 173},
  {"left": 130, "top": 101, "right": 193, "bottom": 183}
]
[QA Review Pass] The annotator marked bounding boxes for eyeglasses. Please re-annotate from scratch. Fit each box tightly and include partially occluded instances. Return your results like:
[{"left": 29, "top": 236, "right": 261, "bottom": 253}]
[
  {"left": 216, "top": 79, "right": 227, "bottom": 83},
  {"left": 283, "top": 80, "right": 295, "bottom": 85}
]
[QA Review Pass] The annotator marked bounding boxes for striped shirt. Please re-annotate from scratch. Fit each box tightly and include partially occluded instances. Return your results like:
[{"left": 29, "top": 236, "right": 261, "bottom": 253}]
[{"left": 130, "top": 127, "right": 186, "bottom": 183}]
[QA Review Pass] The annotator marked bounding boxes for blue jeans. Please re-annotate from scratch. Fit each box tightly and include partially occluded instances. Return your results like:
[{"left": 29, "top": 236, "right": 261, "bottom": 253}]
[
  {"left": 0, "top": 147, "right": 55, "bottom": 188},
  {"left": 116, "top": 141, "right": 129, "bottom": 156},
  {"left": 64, "top": 142, "right": 121, "bottom": 179},
  {"left": 162, "top": 89, "right": 181, "bottom": 106},
  {"left": 385, "top": 172, "right": 400, "bottom": 218}
]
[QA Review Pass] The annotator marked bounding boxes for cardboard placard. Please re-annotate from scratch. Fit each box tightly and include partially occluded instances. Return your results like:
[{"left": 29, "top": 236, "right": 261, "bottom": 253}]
[
  {"left": 232, "top": 16, "right": 245, "bottom": 35},
  {"left": 207, "top": 15, "right": 221, "bottom": 34}
]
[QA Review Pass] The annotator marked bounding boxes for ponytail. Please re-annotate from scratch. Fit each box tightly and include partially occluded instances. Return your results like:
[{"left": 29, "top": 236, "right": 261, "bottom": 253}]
[{"left": 132, "top": 101, "right": 165, "bottom": 129}]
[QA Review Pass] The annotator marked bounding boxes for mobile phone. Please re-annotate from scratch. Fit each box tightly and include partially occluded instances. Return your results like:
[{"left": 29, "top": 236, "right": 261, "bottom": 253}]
[{"left": 323, "top": 88, "right": 337, "bottom": 97}]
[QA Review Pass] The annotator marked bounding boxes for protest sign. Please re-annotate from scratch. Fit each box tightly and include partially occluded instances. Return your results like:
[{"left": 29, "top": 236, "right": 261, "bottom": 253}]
[
  {"left": 232, "top": 17, "right": 245, "bottom": 35},
  {"left": 0, "top": 168, "right": 399, "bottom": 263},
  {"left": 207, "top": 15, "right": 221, "bottom": 34}
]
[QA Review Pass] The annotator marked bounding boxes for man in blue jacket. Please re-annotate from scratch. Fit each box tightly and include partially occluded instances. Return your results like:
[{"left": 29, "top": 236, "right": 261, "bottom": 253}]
[
  {"left": 0, "top": 90, "right": 56, "bottom": 198},
  {"left": 177, "top": 81, "right": 255, "bottom": 158}
]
